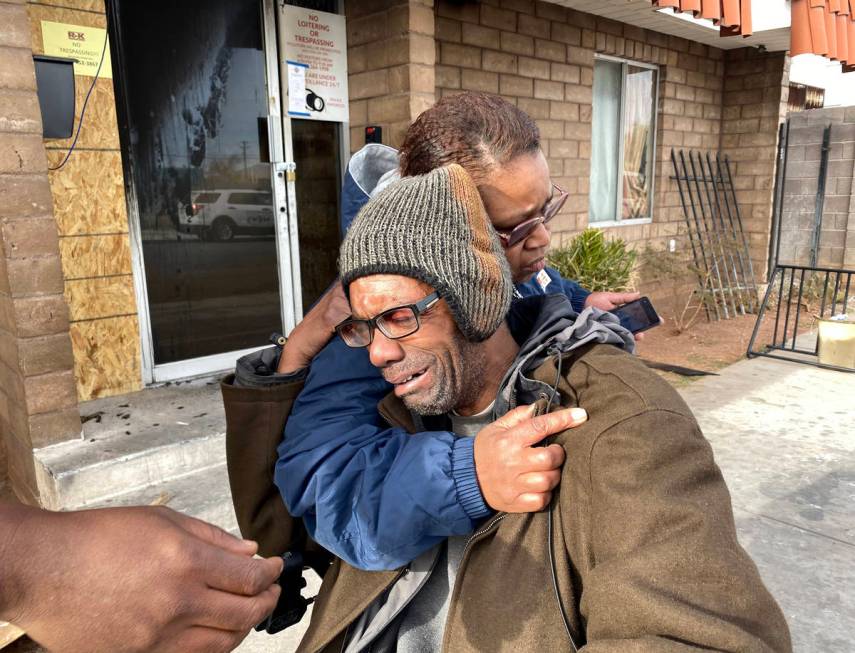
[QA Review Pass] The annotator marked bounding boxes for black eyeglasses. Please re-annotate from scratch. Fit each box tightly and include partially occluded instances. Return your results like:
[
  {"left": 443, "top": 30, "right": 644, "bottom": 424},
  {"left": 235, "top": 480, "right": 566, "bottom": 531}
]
[
  {"left": 335, "top": 292, "right": 440, "bottom": 348},
  {"left": 495, "top": 184, "right": 568, "bottom": 248}
]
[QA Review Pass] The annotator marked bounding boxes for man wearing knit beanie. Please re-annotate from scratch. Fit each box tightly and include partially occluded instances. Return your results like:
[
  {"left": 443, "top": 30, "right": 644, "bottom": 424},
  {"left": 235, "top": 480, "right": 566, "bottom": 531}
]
[
  {"left": 306, "top": 164, "right": 790, "bottom": 653},
  {"left": 338, "top": 163, "right": 517, "bottom": 416}
]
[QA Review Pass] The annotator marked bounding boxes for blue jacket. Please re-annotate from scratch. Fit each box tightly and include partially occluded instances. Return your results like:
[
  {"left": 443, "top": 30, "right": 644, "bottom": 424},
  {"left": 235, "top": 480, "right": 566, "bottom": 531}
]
[{"left": 274, "top": 146, "right": 591, "bottom": 570}]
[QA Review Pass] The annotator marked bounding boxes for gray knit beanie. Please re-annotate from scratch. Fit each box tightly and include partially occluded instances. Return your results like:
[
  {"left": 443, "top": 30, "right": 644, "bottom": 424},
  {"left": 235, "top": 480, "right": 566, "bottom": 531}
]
[{"left": 339, "top": 163, "right": 513, "bottom": 342}]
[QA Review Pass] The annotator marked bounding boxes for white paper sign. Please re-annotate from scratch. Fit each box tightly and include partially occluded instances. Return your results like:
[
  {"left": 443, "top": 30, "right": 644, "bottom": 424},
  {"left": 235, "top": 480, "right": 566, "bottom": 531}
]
[
  {"left": 279, "top": 6, "right": 349, "bottom": 122},
  {"left": 287, "top": 60, "right": 309, "bottom": 117}
]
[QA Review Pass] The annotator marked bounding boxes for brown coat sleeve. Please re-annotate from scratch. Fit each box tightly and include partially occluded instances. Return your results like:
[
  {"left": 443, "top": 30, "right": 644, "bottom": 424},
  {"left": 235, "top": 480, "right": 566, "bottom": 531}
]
[
  {"left": 221, "top": 374, "right": 308, "bottom": 558},
  {"left": 574, "top": 409, "right": 792, "bottom": 652}
]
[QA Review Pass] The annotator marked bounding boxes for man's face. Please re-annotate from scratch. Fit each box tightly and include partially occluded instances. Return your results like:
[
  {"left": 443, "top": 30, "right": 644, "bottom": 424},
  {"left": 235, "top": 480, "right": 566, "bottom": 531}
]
[
  {"left": 479, "top": 149, "right": 554, "bottom": 284},
  {"left": 348, "top": 275, "right": 483, "bottom": 415}
]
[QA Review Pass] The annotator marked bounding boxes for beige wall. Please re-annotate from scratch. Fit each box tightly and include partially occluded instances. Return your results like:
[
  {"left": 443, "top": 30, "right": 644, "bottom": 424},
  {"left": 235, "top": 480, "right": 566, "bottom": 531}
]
[
  {"left": 434, "top": 0, "right": 727, "bottom": 258},
  {"left": 27, "top": 0, "right": 141, "bottom": 402},
  {"left": 720, "top": 48, "right": 789, "bottom": 281},
  {"left": 431, "top": 0, "right": 787, "bottom": 292},
  {"left": 347, "top": 0, "right": 436, "bottom": 152},
  {"left": 0, "top": 0, "right": 80, "bottom": 503},
  {"left": 779, "top": 105, "right": 855, "bottom": 269}
]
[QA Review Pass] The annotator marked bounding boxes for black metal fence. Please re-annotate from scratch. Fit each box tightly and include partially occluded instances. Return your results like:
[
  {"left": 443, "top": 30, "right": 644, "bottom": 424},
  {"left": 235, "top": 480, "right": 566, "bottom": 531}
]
[{"left": 747, "top": 264, "right": 854, "bottom": 372}]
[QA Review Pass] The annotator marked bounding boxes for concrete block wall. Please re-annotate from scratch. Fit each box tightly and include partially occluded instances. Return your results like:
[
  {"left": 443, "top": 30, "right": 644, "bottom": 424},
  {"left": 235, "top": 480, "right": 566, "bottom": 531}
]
[
  {"left": 779, "top": 106, "right": 855, "bottom": 270},
  {"left": 0, "top": 0, "right": 80, "bottom": 504},
  {"left": 720, "top": 48, "right": 789, "bottom": 281},
  {"left": 347, "top": 0, "right": 436, "bottom": 152},
  {"left": 433, "top": 0, "right": 728, "bottom": 258}
]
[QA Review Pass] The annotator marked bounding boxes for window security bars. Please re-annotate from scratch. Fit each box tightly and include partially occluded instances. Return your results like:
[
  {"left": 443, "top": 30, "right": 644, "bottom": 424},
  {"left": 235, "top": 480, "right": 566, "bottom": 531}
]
[{"left": 670, "top": 149, "right": 759, "bottom": 320}]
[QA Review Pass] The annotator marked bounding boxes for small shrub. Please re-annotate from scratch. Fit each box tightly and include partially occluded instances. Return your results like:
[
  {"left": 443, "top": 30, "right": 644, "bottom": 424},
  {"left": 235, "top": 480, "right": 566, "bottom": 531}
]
[{"left": 547, "top": 228, "right": 637, "bottom": 292}]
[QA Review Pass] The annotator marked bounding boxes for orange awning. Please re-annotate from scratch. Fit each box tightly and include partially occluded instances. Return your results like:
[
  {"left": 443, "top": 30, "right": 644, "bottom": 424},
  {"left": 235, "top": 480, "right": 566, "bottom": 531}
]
[
  {"left": 651, "top": 0, "right": 753, "bottom": 36},
  {"left": 791, "top": 0, "right": 855, "bottom": 71}
]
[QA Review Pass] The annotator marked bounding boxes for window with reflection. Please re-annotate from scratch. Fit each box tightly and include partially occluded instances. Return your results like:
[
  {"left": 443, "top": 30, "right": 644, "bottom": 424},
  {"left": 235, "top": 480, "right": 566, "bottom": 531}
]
[{"left": 590, "top": 57, "right": 658, "bottom": 223}]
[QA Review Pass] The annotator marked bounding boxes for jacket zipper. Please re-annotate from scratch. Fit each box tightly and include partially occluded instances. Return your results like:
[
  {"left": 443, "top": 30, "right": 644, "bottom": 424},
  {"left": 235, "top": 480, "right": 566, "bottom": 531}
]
[
  {"left": 331, "top": 566, "right": 409, "bottom": 653},
  {"left": 438, "top": 513, "right": 507, "bottom": 652},
  {"left": 460, "top": 513, "right": 506, "bottom": 559}
]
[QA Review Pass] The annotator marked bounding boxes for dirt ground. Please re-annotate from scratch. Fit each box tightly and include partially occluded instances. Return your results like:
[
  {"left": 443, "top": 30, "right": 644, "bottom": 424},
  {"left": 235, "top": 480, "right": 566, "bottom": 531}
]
[{"left": 635, "top": 312, "right": 777, "bottom": 384}]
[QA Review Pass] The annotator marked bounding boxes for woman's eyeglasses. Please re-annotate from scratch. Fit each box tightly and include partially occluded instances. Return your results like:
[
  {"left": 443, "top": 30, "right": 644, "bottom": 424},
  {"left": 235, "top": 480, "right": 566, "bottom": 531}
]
[
  {"left": 495, "top": 184, "right": 568, "bottom": 248},
  {"left": 335, "top": 292, "right": 440, "bottom": 348}
]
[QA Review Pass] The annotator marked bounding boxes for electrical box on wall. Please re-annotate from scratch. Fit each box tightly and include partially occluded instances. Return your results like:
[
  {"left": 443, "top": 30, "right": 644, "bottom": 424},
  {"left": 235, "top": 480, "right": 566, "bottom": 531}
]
[
  {"left": 365, "top": 125, "right": 382, "bottom": 144},
  {"left": 32, "top": 55, "right": 76, "bottom": 139}
]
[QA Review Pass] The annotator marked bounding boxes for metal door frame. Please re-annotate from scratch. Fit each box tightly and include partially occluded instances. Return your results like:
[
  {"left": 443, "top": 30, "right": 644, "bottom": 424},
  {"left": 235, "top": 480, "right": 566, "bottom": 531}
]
[
  {"left": 264, "top": 0, "right": 300, "bottom": 333},
  {"left": 273, "top": 0, "right": 350, "bottom": 324}
]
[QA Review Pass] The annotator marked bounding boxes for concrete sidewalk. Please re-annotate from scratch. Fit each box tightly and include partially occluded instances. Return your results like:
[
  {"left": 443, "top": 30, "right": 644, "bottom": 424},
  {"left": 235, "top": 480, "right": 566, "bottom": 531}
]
[
  {"left": 679, "top": 356, "right": 855, "bottom": 652},
  {"left": 239, "top": 355, "right": 854, "bottom": 652}
]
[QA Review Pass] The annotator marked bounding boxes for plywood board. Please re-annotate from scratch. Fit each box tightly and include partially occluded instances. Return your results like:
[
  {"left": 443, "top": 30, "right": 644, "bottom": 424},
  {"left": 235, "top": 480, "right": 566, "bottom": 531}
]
[
  {"left": 47, "top": 149, "right": 128, "bottom": 236},
  {"left": 69, "top": 314, "right": 141, "bottom": 401},
  {"left": 29, "top": 5, "right": 119, "bottom": 150},
  {"left": 57, "top": 234, "right": 132, "bottom": 280},
  {"left": 28, "top": 0, "right": 105, "bottom": 14},
  {"left": 65, "top": 274, "right": 136, "bottom": 322}
]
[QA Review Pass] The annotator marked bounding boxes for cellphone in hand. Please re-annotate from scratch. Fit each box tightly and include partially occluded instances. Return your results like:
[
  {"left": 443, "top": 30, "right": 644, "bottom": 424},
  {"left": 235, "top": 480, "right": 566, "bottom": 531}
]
[{"left": 611, "top": 296, "right": 661, "bottom": 334}]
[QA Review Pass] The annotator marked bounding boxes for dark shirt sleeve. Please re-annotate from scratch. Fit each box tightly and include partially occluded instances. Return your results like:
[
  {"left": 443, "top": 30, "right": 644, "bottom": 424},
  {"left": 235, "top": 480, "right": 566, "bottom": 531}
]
[{"left": 275, "top": 337, "right": 491, "bottom": 571}]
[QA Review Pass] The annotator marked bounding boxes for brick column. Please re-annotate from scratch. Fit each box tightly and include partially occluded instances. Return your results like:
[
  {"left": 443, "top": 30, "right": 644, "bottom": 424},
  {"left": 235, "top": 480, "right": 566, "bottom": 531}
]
[
  {"left": 347, "top": 0, "right": 435, "bottom": 152},
  {"left": 720, "top": 48, "right": 789, "bottom": 282},
  {"left": 0, "top": 0, "right": 80, "bottom": 504}
]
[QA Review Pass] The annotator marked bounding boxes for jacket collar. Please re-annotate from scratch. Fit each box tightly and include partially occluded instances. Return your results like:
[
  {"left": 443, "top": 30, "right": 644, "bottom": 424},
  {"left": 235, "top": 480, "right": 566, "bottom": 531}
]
[
  {"left": 497, "top": 294, "right": 634, "bottom": 416},
  {"left": 377, "top": 293, "right": 634, "bottom": 427},
  {"left": 378, "top": 393, "right": 416, "bottom": 433}
]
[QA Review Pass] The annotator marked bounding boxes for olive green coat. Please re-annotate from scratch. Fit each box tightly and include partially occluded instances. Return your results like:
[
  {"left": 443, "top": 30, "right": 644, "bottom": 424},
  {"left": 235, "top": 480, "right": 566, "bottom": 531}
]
[{"left": 223, "top": 344, "right": 791, "bottom": 652}]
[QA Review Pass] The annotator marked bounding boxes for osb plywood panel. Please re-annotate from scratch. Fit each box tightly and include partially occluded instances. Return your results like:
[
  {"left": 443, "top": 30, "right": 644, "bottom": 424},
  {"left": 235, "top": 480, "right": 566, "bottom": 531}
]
[
  {"left": 65, "top": 274, "right": 135, "bottom": 322},
  {"left": 58, "top": 234, "right": 132, "bottom": 280},
  {"left": 29, "top": 0, "right": 106, "bottom": 14},
  {"left": 47, "top": 149, "right": 128, "bottom": 236},
  {"left": 69, "top": 315, "right": 141, "bottom": 400},
  {"left": 29, "top": 5, "right": 119, "bottom": 150}
]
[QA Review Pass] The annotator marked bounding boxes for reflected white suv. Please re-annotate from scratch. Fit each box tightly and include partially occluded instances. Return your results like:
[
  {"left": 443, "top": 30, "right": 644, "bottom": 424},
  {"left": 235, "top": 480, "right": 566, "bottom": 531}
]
[{"left": 178, "top": 189, "right": 274, "bottom": 241}]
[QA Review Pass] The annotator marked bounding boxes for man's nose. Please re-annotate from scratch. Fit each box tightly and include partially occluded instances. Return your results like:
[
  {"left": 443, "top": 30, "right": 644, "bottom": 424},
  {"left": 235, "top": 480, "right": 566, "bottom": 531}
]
[
  {"left": 525, "top": 222, "right": 551, "bottom": 249},
  {"left": 368, "top": 331, "right": 405, "bottom": 369}
]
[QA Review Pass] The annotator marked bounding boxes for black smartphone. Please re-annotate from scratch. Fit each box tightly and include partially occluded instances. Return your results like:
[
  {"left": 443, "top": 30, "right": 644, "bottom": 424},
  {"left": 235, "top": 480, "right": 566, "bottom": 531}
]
[{"left": 611, "top": 296, "right": 661, "bottom": 334}]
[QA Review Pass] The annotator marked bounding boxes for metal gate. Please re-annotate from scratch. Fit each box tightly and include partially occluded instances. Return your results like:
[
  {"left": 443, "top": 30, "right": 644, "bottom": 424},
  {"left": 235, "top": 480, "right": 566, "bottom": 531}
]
[{"left": 747, "top": 116, "right": 854, "bottom": 372}]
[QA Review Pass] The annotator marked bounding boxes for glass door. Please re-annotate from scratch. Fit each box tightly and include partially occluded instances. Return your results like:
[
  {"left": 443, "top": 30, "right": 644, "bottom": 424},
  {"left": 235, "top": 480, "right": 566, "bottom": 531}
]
[{"left": 112, "top": 0, "right": 295, "bottom": 382}]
